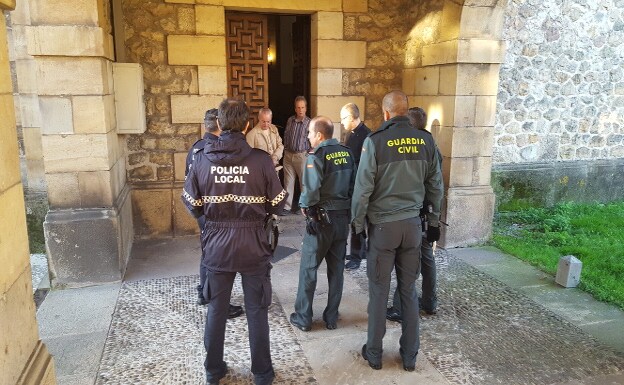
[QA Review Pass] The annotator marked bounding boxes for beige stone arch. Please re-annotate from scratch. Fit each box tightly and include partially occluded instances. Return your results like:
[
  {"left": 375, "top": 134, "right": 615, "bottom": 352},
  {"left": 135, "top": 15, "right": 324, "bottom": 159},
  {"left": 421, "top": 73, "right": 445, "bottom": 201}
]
[
  {"left": 1, "top": 1, "right": 57, "bottom": 384},
  {"left": 404, "top": 0, "right": 507, "bottom": 247}
]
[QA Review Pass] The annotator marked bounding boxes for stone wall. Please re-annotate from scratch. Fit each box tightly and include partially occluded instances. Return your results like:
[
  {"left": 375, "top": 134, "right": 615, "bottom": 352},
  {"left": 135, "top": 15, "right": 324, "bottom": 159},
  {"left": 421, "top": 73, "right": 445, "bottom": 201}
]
[
  {"left": 494, "top": 0, "right": 624, "bottom": 164},
  {"left": 344, "top": 0, "right": 443, "bottom": 129}
]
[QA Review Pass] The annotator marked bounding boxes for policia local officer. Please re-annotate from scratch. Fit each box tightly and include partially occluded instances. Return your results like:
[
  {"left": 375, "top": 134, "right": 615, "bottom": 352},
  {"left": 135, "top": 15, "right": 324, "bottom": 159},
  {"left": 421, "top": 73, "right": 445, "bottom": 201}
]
[
  {"left": 351, "top": 91, "right": 443, "bottom": 372},
  {"left": 182, "top": 98, "right": 287, "bottom": 385},
  {"left": 290, "top": 116, "right": 355, "bottom": 331},
  {"left": 185, "top": 108, "right": 243, "bottom": 319}
]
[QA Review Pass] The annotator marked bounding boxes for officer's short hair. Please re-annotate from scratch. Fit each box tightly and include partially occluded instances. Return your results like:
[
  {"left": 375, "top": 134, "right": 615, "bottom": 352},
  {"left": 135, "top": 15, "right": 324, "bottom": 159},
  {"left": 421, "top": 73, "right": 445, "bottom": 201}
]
[
  {"left": 407, "top": 107, "right": 427, "bottom": 131},
  {"left": 311, "top": 116, "right": 333, "bottom": 139},
  {"left": 382, "top": 90, "right": 408, "bottom": 115},
  {"left": 342, "top": 103, "right": 360, "bottom": 120},
  {"left": 204, "top": 108, "right": 219, "bottom": 133},
  {"left": 218, "top": 98, "right": 249, "bottom": 132}
]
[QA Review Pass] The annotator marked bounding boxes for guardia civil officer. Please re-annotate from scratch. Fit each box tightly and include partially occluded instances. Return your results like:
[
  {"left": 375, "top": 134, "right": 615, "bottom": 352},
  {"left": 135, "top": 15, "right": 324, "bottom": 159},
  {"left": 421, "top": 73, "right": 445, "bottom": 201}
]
[
  {"left": 340, "top": 102, "right": 371, "bottom": 271},
  {"left": 386, "top": 106, "right": 444, "bottom": 322},
  {"left": 351, "top": 91, "right": 443, "bottom": 372},
  {"left": 185, "top": 108, "right": 243, "bottom": 319},
  {"left": 289, "top": 116, "right": 355, "bottom": 331},
  {"left": 182, "top": 98, "right": 286, "bottom": 385}
]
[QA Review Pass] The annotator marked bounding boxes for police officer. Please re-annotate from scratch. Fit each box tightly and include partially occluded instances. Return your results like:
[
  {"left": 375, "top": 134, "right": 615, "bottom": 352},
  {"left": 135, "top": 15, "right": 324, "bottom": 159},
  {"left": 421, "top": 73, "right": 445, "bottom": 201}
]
[
  {"left": 351, "top": 91, "right": 443, "bottom": 372},
  {"left": 386, "top": 106, "right": 444, "bottom": 322},
  {"left": 185, "top": 108, "right": 243, "bottom": 319},
  {"left": 340, "top": 103, "right": 371, "bottom": 271},
  {"left": 289, "top": 116, "right": 355, "bottom": 331},
  {"left": 182, "top": 98, "right": 286, "bottom": 385}
]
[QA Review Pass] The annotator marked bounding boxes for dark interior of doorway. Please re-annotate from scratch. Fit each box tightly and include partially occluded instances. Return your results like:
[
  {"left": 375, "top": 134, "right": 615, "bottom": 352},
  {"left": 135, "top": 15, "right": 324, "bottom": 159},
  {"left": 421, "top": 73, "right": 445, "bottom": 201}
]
[{"left": 266, "top": 14, "right": 310, "bottom": 209}]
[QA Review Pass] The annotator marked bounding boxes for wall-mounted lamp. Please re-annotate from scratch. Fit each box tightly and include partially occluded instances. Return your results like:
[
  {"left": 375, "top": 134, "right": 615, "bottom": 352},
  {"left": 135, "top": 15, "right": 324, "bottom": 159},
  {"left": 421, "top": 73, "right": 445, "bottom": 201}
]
[{"left": 267, "top": 44, "right": 275, "bottom": 66}]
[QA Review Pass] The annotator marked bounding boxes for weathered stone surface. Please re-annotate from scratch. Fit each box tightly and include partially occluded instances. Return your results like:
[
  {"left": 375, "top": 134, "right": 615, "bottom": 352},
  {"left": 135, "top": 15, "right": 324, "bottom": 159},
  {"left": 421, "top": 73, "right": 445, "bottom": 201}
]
[
  {"left": 131, "top": 188, "right": 173, "bottom": 237},
  {"left": 494, "top": 0, "right": 624, "bottom": 163}
]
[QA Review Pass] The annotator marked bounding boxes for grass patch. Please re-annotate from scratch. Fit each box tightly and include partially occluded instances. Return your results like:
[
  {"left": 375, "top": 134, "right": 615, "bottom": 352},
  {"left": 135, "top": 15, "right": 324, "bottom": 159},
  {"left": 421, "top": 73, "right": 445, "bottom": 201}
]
[{"left": 491, "top": 201, "right": 624, "bottom": 310}]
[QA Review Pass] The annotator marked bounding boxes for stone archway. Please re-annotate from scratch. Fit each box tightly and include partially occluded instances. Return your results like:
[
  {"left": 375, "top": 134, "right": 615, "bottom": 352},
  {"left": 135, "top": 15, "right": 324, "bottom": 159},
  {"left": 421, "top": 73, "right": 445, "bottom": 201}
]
[
  {"left": 403, "top": 0, "right": 507, "bottom": 247},
  {"left": 1, "top": 1, "right": 57, "bottom": 384}
]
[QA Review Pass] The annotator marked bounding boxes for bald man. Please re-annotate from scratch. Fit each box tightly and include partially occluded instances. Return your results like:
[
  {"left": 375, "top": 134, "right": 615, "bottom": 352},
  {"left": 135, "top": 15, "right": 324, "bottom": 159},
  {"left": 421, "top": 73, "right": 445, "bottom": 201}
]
[{"left": 351, "top": 91, "right": 443, "bottom": 372}]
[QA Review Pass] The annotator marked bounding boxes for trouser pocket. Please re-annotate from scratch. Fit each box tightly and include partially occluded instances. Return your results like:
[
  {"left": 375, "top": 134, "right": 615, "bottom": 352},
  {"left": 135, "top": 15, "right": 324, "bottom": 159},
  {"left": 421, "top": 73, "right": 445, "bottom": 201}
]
[{"left": 260, "top": 264, "right": 273, "bottom": 308}]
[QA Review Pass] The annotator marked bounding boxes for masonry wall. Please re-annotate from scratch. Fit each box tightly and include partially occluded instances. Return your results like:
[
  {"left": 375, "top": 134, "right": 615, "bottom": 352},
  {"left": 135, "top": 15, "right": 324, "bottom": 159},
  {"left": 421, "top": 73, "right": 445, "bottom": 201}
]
[{"left": 493, "top": 0, "right": 624, "bottom": 206}]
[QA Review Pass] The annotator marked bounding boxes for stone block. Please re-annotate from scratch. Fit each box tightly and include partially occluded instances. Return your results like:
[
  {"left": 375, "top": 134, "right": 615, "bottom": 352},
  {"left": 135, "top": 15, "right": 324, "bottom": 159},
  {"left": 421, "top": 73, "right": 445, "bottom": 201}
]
[
  {"left": 166, "top": 0, "right": 194, "bottom": 3},
  {"left": 14, "top": 59, "right": 38, "bottom": 94},
  {"left": 174, "top": 152, "right": 187, "bottom": 181},
  {"left": 26, "top": 25, "right": 112, "bottom": 59},
  {"left": 343, "top": 0, "right": 367, "bottom": 13},
  {"left": 451, "top": 126, "right": 494, "bottom": 158},
  {"left": 422, "top": 40, "right": 458, "bottom": 66},
  {"left": 413, "top": 66, "right": 440, "bottom": 96},
  {"left": 0, "top": 35, "right": 11, "bottom": 95},
  {"left": 167, "top": 35, "right": 226, "bottom": 66},
  {"left": 457, "top": 39, "right": 506, "bottom": 64},
  {"left": 132, "top": 188, "right": 173, "bottom": 237},
  {"left": 171, "top": 94, "right": 226, "bottom": 123},
  {"left": 173, "top": 194, "right": 197, "bottom": 235},
  {"left": 22, "top": 126, "right": 43, "bottom": 160},
  {"left": 46, "top": 173, "right": 80, "bottom": 209},
  {"left": 453, "top": 95, "right": 476, "bottom": 127},
  {"left": 0, "top": 94, "right": 20, "bottom": 193},
  {"left": 442, "top": 185, "right": 495, "bottom": 247},
  {"left": 30, "top": 0, "right": 99, "bottom": 26},
  {"left": 313, "top": 40, "right": 366, "bottom": 69},
  {"left": 0, "top": 184, "right": 30, "bottom": 293},
  {"left": 196, "top": 0, "right": 341, "bottom": 12},
  {"left": 314, "top": 95, "right": 366, "bottom": 122},
  {"left": 19, "top": 94, "right": 42, "bottom": 128},
  {"left": 312, "top": 12, "right": 343, "bottom": 40},
  {"left": 0, "top": 268, "right": 41, "bottom": 385},
  {"left": 402, "top": 68, "right": 416, "bottom": 96},
  {"left": 410, "top": 95, "right": 457, "bottom": 133},
  {"left": 8, "top": 1, "right": 28, "bottom": 25},
  {"left": 73, "top": 95, "right": 115, "bottom": 134},
  {"left": 459, "top": 6, "right": 505, "bottom": 39},
  {"left": 439, "top": 0, "right": 462, "bottom": 41},
  {"left": 448, "top": 156, "right": 492, "bottom": 187},
  {"left": 44, "top": 208, "right": 125, "bottom": 286},
  {"left": 196, "top": 5, "right": 224, "bottom": 35},
  {"left": 439, "top": 64, "right": 458, "bottom": 95},
  {"left": 36, "top": 57, "right": 111, "bottom": 95},
  {"left": 475, "top": 95, "right": 497, "bottom": 126},
  {"left": 78, "top": 171, "right": 114, "bottom": 207},
  {"left": 457, "top": 63, "right": 500, "bottom": 96},
  {"left": 197, "top": 66, "right": 227, "bottom": 95},
  {"left": 110, "top": 157, "right": 127, "bottom": 202},
  {"left": 555, "top": 255, "right": 582, "bottom": 288},
  {"left": 42, "top": 133, "right": 112, "bottom": 173},
  {"left": 39, "top": 96, "right": 74, "bottom": 134},
  {"left": 311, "top": 68, "right": 342, "bottom": 96}
]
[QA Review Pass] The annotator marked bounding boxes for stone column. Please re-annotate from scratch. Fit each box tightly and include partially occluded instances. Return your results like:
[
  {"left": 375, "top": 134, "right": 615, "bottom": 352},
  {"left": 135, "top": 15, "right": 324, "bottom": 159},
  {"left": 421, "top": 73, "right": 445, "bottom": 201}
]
[
  {"left": 405, "top": 1, "right": 506, "bottom": 247},
  {"left": 1, "top": 2, "right": 57, "bottom": 384},
  {"left": 24, "top": 0, "right": 133, "bottom": 286}
]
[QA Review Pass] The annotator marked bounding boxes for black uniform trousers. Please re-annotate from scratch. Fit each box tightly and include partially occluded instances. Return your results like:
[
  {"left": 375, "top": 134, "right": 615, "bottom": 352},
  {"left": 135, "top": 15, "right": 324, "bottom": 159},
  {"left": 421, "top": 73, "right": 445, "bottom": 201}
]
[
  {"left": 203, "top": 263, "right": 274, "bottom": 385},
  {"left": 292, "top": 209, "right": 349, "bottom": 326},
  {"left": 392, "top": 237, "right": 437, "bottom": 312},
  {"left": 365, "top": 217, "right": 421, "bottom": 368}
]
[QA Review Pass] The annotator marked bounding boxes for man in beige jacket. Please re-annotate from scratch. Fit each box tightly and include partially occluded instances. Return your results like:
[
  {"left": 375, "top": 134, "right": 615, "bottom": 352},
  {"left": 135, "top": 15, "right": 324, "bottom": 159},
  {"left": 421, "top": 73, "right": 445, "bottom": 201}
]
[{"left": 246, "top": 108, "right": 284, "bottom": 168}]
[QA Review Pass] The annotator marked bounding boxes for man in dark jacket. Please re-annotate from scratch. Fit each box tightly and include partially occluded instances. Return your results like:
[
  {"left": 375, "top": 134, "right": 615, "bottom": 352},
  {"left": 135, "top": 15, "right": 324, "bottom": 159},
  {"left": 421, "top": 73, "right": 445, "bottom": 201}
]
[
  {"left": 289, "top": 116, "right": 355, "bottom": 332},
  {"left": 185, "top": 108, "right": 243, "bottom": 319},
  {"left": 340, "top": 103, "right": 371, "bottom": 271},
  {"left": 183, "top": 98, "right": 286, "bottom": 385},
  {"left": 351, "top": 91, "right": 443, "bottom": 372}
]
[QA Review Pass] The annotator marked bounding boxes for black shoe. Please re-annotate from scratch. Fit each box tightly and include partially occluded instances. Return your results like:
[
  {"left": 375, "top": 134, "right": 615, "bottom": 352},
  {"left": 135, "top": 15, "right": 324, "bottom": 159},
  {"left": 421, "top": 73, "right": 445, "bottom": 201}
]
[
  {"left": 345, "top": 254, "right": 353, "bottom": 260},
  {"left": 197, "top": 292, "right": 208, "bottom": 306},
  {"left": 278, "top": 209, "right": 288, "bottom": 216},
  {"left": 418, "top": 298, "right": 437, "bottom": 315},
  {"left": 323, "top": 315, "right": 337, "bottom": 330},
  {"left": 386, "top": 307, "right": 402, "bottom": 323},
  {"left": 345, "top": 260, "right": 360, "bottom": 270},
  {"left": 228, "top": 304, "right": 244, "bottom": 319},
  {"left": 361, "top": 344, "right": 382, "bottom": 370},
  {"left": 400, "top": 347, "right": 417, "bottom": 372},
  {"left": 207, "top": 365, "right": 227, "bottom": 384},
  {"left": 289, "top": 313, "right": 311, "bottom": 332}
]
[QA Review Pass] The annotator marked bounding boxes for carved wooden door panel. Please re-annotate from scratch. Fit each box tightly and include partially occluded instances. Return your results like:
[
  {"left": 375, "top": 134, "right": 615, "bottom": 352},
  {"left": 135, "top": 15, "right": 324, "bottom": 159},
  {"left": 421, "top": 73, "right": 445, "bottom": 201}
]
[{"left": 226, "top": 13, "right": 268, "bottom": 128}]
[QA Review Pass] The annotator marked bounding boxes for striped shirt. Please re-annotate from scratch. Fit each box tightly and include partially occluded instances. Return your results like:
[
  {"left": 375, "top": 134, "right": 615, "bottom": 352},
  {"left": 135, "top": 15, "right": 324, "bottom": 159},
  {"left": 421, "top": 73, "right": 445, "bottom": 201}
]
[{"left": 283, "top": 115, "right": 311, "bottom": 153}]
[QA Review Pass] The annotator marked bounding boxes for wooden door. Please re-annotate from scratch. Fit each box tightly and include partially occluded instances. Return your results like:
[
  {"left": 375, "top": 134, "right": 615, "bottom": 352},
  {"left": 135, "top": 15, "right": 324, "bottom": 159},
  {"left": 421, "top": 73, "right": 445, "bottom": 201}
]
[{"left": 226, "top": 13, "right": 268, "bottom": 128}]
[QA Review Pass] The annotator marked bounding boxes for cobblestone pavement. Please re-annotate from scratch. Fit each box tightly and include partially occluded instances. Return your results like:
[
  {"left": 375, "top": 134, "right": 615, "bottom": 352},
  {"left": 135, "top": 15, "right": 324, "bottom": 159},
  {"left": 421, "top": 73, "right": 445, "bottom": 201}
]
[{"left": 94, "top": 218, "right": 624, "bottom": 385}]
